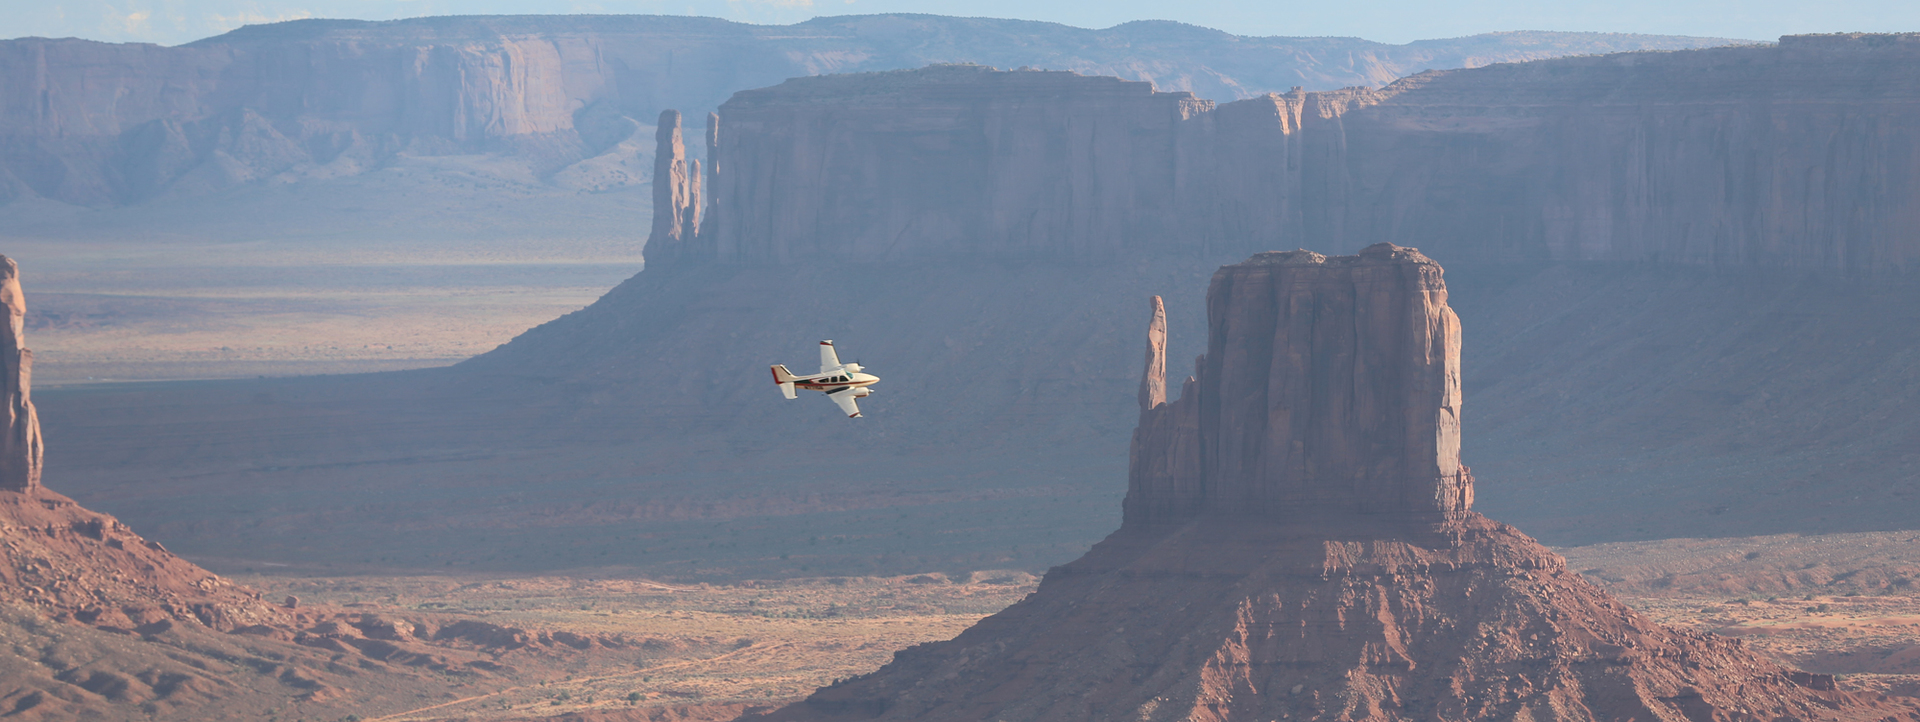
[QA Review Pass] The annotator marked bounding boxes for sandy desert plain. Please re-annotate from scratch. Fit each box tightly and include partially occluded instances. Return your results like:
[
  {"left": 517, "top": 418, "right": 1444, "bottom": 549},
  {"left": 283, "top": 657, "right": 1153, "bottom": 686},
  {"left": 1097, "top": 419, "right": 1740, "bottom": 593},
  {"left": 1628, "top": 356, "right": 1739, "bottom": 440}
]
[
  {"left": 0, "top": 164, "right": 645, "bottom": 385},
  {"left": 151, "top": 529, "right": 1911, "bottom": 721}
]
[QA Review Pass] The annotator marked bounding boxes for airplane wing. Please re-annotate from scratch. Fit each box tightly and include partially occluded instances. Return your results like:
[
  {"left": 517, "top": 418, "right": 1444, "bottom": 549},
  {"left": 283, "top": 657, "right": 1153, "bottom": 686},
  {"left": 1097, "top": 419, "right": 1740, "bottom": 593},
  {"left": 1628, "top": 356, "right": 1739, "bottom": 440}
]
[
  {"left": 819, "top": 340, "right": 843, "bottom": 373},
  {"left": 827, "top": 388, "right": 862, "bottom": 418}
]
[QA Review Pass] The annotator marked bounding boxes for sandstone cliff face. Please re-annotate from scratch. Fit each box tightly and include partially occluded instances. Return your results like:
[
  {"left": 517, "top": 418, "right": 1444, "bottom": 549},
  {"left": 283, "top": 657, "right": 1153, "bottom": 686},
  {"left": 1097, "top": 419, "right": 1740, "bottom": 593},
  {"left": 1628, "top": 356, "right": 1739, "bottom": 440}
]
[
  {"left": 1127, "top": 245, "right": 1471, "bottom": 526},
  {"left": 1316, "top": 34, "right": 1920, "bottom": 270},
  {"left": 0, "top": 16, "right": 1736, "bottom": 207},
  {"left": 678, "top": 33, "right": 1920, "bottom": 271},
  {"left": 754, "top": 249, "right": 1909, "bottom": 722},
  {"left": 698, "top": 65, "right": 1210, "bottom": 263},
  {"left": 646, "top": 110, "right": 700, "bottom": 260},
  {"left": 1216, "top": 33, "right": 1920, "bottom": 271},
  {"left": 681, "top": 67, "right": 1362, "bottom": 262}
]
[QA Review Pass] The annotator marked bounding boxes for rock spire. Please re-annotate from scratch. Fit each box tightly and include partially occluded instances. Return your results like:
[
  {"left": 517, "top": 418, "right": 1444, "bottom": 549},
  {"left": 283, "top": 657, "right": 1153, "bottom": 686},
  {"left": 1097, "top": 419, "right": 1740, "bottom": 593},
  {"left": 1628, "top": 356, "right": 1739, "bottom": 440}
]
[
  {"left": 0, "top": 256, "right": 41, "bottom": 492},
  {"left": 1136, "top": 295, "right": 1168, "bottom": 411}
]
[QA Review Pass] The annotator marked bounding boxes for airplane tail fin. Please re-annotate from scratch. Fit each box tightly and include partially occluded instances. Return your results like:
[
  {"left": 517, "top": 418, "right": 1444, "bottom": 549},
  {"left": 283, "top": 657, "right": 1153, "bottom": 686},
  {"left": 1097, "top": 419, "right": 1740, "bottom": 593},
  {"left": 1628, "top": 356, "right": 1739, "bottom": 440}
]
[{"left": 770, "top": 365, "right": 798, "bottom": 399}]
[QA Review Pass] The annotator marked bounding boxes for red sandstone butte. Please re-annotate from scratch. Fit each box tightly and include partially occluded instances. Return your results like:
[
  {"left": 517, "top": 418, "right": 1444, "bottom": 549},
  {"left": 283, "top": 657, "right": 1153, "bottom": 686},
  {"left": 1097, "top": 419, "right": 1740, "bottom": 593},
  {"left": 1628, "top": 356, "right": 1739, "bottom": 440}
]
[{"left": 753, "top": 245, "right": 1915, "bottom": 722}]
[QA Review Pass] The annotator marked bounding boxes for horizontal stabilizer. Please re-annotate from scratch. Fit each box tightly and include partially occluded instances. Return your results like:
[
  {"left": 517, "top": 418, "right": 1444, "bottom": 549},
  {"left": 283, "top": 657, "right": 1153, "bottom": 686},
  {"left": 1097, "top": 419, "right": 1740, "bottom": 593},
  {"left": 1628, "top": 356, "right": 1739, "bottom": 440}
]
[{"left": 772, "top": 365, "right": 799, "bottom": 400}]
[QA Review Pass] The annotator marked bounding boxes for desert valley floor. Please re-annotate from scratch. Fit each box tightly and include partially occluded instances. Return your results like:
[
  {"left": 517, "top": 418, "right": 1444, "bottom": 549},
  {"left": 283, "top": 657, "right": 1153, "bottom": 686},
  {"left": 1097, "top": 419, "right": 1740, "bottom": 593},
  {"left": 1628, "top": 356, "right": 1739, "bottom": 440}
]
[{"left": 129, "top": 529, "right": 1910, "bottom": 721}]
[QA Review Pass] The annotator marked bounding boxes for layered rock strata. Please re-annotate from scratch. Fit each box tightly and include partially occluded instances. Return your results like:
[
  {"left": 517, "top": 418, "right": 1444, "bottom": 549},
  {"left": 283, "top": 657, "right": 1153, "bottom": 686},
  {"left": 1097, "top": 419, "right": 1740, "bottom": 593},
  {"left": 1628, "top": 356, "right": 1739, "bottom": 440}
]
[
  {"left": 754, "top": 247, "right": 1909, "bottom": 721},
  {"left": 694, "top": 65, "right": 1213, "bottom": 263},
  {"left": 0, "top": 17, "right": 1727, "bottom": 207}
]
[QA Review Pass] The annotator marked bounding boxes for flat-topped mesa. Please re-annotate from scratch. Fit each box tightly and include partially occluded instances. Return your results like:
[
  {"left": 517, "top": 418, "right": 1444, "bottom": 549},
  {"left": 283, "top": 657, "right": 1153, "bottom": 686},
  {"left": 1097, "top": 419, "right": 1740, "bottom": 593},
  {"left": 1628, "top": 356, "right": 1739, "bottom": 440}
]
[
  {"left": 0, "top": 256, "right": 41, "bottom": 493},
  {"left": 1126, "top": 243, "right": 1471, "bottom": 527}
]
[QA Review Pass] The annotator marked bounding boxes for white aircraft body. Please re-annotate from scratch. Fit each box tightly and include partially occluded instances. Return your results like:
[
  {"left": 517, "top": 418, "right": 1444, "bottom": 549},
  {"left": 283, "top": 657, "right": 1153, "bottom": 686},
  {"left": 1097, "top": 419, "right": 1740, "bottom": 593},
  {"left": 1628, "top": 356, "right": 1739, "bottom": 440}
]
[{"left": 770, "top": 341, "right": 880, "bottom": 418}]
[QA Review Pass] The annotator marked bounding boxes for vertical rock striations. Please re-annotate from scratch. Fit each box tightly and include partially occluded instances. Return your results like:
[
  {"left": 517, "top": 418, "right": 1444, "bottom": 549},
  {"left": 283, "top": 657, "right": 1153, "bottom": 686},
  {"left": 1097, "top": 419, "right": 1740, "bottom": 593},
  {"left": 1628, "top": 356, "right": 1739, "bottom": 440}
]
[
  {"left": 696, "top": 65, "right": 1215, "bottom": 263},
  {"left": 685, "top": 158, "right": 703, "bottom": 243},
  {"left": 0, "top": 257, "right": 40, "bottom": 493},
  {"left": 645, "top": 110, "right": 703, "bottom": 263},
  {"left": 700, "top": 112, "right": 722, "bottom": 252},
  {"left": 665, "top": 35, "right": 1920, "bottom": 272},
  {"left": 1127, "top": 244, "right": 1472, "bottom": 526},
  {"left": 753, "top": 247, "right": 1910, "bottom": 722}
]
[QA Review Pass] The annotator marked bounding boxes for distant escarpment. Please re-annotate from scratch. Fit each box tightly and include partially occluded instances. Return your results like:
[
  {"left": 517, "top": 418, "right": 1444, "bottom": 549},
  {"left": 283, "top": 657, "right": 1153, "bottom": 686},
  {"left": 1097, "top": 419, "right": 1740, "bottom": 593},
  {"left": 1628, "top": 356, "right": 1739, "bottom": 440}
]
[
  {"left": 0, "top": 16, "right": 1737, "bottom": 207},
  {"left": 670, "top": 34, "right": 1920, "bottom": 271},
  {"left": 754, "top": 247, "right": 1912, "bottom": 722}
]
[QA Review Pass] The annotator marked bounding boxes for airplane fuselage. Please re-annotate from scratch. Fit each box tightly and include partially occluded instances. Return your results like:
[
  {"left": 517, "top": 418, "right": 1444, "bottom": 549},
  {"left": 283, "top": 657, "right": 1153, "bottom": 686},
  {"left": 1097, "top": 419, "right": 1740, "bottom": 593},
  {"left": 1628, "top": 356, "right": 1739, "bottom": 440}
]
[{"left": 793, "top": 373, "right": 880, "bottom": 392}]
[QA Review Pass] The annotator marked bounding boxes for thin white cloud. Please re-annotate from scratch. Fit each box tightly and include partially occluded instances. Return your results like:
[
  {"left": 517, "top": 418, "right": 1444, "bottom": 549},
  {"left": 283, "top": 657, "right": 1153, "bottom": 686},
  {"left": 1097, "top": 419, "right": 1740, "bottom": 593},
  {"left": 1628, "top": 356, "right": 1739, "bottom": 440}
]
[{"left": 107, "top": 7, "right": 153, "bottom": 34}]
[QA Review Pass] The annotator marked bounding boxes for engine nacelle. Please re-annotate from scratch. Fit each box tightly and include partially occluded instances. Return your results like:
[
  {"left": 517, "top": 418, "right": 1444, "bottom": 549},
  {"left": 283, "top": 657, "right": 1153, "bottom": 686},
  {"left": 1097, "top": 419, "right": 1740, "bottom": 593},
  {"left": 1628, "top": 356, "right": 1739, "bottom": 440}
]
[
  {"left": 854, "top": 387, "right": 871, "bottom": 398},
  {"left": 842, "top": 362, "right": 863, "bottom": 373}
]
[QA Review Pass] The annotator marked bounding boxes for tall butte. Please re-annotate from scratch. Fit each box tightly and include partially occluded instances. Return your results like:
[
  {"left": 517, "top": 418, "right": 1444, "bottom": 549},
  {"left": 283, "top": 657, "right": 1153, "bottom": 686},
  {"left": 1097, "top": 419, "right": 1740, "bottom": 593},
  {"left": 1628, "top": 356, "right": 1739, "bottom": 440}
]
[
  {"left": 0, "top": 255, "right": 278, "bottom": 632},
  {"left": 757, "top": 244, "right": 1912, "bottom": 721}
]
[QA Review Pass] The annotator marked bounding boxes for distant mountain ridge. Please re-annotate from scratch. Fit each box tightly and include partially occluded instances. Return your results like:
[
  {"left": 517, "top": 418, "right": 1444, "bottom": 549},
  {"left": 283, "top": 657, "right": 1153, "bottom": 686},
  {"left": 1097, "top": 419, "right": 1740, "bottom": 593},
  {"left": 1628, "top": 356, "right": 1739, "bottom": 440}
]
[{"left": 0, "top": 13, "right": 1746, "bottom": 207}]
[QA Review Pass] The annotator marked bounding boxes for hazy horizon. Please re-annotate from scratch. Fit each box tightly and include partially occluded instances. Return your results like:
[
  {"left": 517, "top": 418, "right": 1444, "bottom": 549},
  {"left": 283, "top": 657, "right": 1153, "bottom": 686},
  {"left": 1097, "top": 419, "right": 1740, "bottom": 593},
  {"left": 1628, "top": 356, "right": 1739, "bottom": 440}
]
[{"left": 8, "top": 0, "right": 1917, "bottom": 48}]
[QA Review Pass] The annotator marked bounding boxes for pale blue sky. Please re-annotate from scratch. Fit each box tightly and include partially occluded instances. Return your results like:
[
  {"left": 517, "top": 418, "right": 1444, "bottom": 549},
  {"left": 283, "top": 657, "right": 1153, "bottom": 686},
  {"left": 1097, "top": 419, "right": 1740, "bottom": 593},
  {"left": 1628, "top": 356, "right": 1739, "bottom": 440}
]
[{"left": 4, "top": 0, "right": 1917, "bottom": 46}]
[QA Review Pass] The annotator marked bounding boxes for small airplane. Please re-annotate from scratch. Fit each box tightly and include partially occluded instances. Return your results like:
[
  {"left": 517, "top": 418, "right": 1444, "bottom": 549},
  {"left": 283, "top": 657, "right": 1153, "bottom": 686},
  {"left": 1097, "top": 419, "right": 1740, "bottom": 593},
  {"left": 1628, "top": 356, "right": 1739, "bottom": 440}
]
[{"left": 771, "top": 341, "right": 880, "bottom": 418}]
